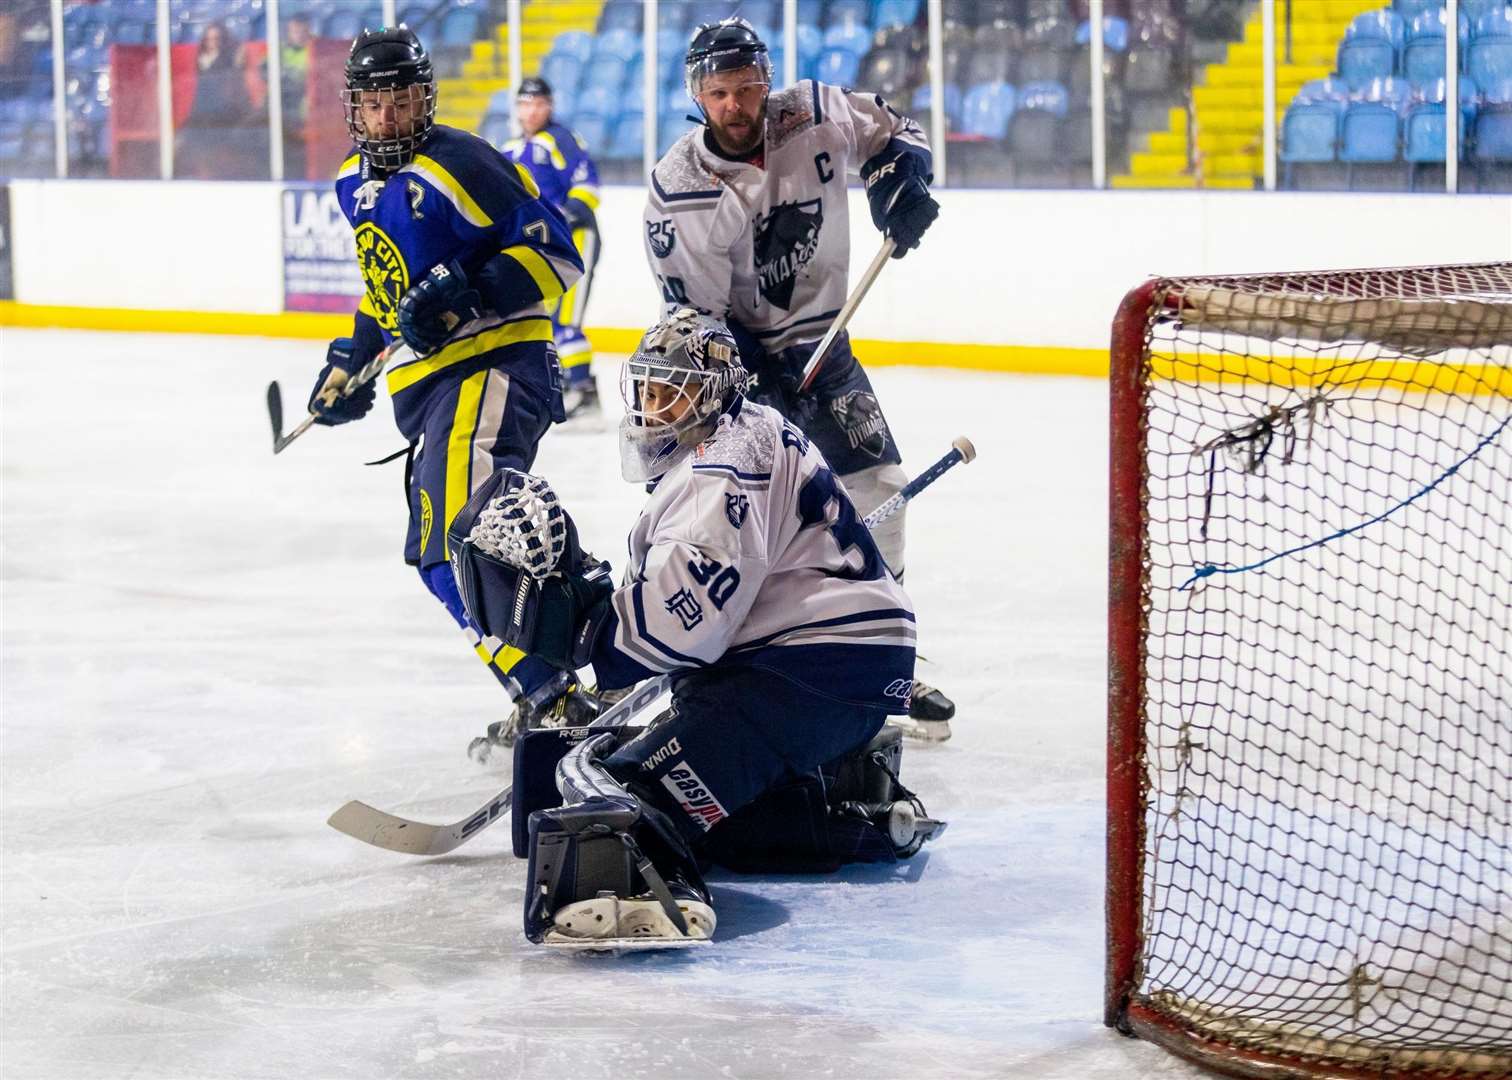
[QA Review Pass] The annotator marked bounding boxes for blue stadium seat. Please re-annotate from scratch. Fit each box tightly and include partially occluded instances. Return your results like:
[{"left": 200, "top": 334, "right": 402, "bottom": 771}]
[
  {"left": 1015, "top": 80, "right": 1069, "bottom": 118},
  {"left": 609, "top": 112, "right": 644, "bottom": 159},
  {"left": 1281, "top": 103, "right": 1340, "bottom": 164},
  {"left": 575, "top": 85, "right": 620, "bottom": 124},
  {"left": 1472, "top": 108, "right": 1512, "bottom": 162},
  {"left": 569, "top": 113, "right": 610, "bottom": 154},
  {"left": 1339, "top": 79, "right": 1406, "bottom": 163},
  {"left": 912, "top": 82, "right": 963, "bottom": 127},
  {"left": 1348, "top": 9, "right": 1407, "bottom": 50},
  {"left": 553, "top": 31, "right": 594, "bottom": 63},
  {"left": 323, "top": 9, "right": 366, "bottom": 40},
  {"left": 598, "top": 0, "right": 642, "bottom": 34},
  {"left": 541, "top": 53, "right": 585, "bottom": 97},
  {"left": 662, "top": 83, "right": 696, "bottom": 120},
  {"left": 875, "top": 0, "right": 920, "bottom": 28},
  {"left": 657, "top": 119, "right": 686, "bottom": 156},
  {"left": 1402, "top": 8, "right": 1471, "bottom": 84},
  {"left": 796, "top": 23, "right": 824, "bottom": 67},
  {"left": 595, "top": 28, "right": 640, "bottom": 63},
  {"left": 480, "top": 114, "right": 512, "bottom": 148},
  {"left": 580, "top": 56, "right": 628, "bottom": 95},
  {"left": 741, "top": 0, "right": 781, "bottom": 28},
  {"left": 826, "top": 0, "right": 872, "bottom": 29},
  {"left": 1338, "top": 39, "right": 1397, "bottom": 91},
  {"left": 486, "top": 88, "right": 514, "bottom": 117},
  {"left": 1393, "top": 0, "right": 1437, "bottom": 18},
  {"left": 1403, "top": 80, "right": 1476, "bottom": 163},
  {"left": 1464, "top": 0, "right": 1510, "bottom": 23},
  {"left": 440, "top": 9, "right": 479, "bottom": 47},
  {"left": 1468, "top": 9, "right": 1512, "bottom": 88},
  {"left": 1074, "top": 16, "right": 1129, "bottom": 52},
  {"left": 959, "top": 81, "right": 1014, "bottom": 138},
  {"left": 823, "top": 22, "right": 870, "bottom": 56},
  {"left": 816, "top": 46, "right": 861, "bottom": 85}
]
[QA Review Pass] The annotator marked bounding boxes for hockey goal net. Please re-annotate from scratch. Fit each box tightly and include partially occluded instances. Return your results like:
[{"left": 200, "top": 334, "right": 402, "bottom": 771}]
[{"left": 1105, "top": 263, "right": 1512, "bottom": 1079}]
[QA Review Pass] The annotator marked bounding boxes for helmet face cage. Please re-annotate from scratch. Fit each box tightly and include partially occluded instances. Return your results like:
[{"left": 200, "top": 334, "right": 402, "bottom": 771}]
[
  {"left": 343, "top": 28, "right": 436, "bottom": 170},
  {"left": 619, "top": 310, "right": 747, "bottom": 482},
  {"left": 685, "top": 18, "right": 772, "bottom": 107}
]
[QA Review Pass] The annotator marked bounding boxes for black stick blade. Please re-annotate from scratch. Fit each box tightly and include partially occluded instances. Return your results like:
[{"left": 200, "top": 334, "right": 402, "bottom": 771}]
[{"left": 266, "top": 381, "right": 285, "bottom": 453}]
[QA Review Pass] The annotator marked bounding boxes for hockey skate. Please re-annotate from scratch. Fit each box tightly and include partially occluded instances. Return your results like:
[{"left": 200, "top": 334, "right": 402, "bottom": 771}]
[
  {"left": 542, "top": 883, "right": 716, "bottom": 953},
  {"left": 888, "top": 679, "right": 955, "bottom": 742},
  {"left": 467, "top": 677, "right": 601, "bottom": 762}
]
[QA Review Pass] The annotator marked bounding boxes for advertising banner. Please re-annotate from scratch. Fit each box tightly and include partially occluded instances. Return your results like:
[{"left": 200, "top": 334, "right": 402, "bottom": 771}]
[{"left": 281, "top": 183, "right": 361, "bottom": 313}]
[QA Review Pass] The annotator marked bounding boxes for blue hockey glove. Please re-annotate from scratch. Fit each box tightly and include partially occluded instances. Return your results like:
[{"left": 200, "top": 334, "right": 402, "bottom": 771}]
[
  {"left": 861, "top": 150, "right": 939, "bottom": 259},
  {"left": 396, "top": 260, "right": 483, "bottom": 356},
  {"left": 307, "top": 337, "right": 376, "bottom": 425}
]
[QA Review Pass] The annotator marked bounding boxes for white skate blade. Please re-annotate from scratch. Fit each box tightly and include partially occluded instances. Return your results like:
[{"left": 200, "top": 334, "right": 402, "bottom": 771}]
[
  {"left": 542, "top": 936, "right": 711, "bottom": 954},
  {"left": 543, "top": 895, "right": 716, "bottom": 951},
  {"left": 887, "top": 715, "right": 952, "bottom": 743}
]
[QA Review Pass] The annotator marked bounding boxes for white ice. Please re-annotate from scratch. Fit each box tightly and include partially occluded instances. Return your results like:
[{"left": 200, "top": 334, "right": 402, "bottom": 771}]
[{"left": 1, "top": 329, "right": 1201, "bottom": 1079}]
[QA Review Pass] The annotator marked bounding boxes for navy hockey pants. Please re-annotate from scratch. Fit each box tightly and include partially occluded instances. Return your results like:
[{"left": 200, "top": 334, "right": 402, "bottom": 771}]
[{"left": 603, "top": 666, "right": 887, "bottom": 845}]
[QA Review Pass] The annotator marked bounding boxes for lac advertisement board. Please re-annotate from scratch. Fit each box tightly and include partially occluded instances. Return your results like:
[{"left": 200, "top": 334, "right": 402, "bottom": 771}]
[{"left": 281, "top": 183, "right": 361, "bottom": 313}]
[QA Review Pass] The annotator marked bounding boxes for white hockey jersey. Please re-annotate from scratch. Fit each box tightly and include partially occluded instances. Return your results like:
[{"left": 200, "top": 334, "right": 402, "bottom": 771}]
[
  {"left": 643, "top": 81, "right": 930, "bottom": 353},
  {"left": 588, "top": 397, "right": 916, "bottom": 714}
]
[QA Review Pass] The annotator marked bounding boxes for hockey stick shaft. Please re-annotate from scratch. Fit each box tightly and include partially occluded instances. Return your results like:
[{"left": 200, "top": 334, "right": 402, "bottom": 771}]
[
  {"left": 326, "top": 675, "right": 671, "bottom": 855},
  {"left": 796, "top": 237, "right": 895, "bottom": 393},
  {"left": 863, "top": 436, "right": 977, "bottom": 529},
  {"left": 327, "top": 437, "right": 974, "bottom": 855},
  {"left": 267, "top": 342, "right": 404, "bottom": 455}
]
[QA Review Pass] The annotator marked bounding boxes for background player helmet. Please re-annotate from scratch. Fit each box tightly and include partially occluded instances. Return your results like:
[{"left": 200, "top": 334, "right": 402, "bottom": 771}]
[
  {"left": 685, "top": 18, "right": 772, "bottom": 108},
  {"left": 343, "top": 26, "right": 436, "bottom": 170},
  {"left": 516, "top": 77, "right": 552, "bottom": 100},
  {"left": 620, "top": 309, "right": 749, "bottom": 482}
]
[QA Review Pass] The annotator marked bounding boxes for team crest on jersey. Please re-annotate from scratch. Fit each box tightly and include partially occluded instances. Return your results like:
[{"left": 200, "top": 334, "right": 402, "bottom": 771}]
[
  {"left": 419, "top": 489, "right": 434, "bottom": 555},
  {"left": 353, "top": 222, "right": 409, "bottom": 331},
  {"left": 830, "top": 390, "right": 889, "bottom": 459},
  {"left": 754, "top": 199, "right": 822, "bottom": 310},
  {"left": 647, "top": 219, "right": 676, "bottom": 259},
  {"left": 724, "top": 493, "right": 749, "bottom": 529}
]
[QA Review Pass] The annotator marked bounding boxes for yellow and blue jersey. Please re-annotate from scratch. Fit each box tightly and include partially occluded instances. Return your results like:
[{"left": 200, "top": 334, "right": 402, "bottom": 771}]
[
  {"left": 334, "top": 125, "right": 584, "bottom": 437},
  {"left": 499, "top": 120, "right": 601, "bottom": 217}
]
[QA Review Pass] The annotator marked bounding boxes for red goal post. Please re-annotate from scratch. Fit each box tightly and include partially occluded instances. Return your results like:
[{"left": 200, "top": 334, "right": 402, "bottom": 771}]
[{"left": 1105, "top": 264, "right": 1512, "bottom": 1080}]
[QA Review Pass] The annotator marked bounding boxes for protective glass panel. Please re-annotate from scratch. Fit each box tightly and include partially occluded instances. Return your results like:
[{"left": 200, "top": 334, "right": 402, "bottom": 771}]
[
  {"left": 656, "top": 2, "right": 709, "bottom": 162},
  {"left": 62, "top": 0, "right": 160, "bottom": 179},
  {"left": 169, "top": 0, "right": 269, "bottom": 179},
  {"left": 431, "top": 0, "right": 505, "bottom": 155},
  {"left": 2, "top": 2, "right": 58, "bottom": 178}
]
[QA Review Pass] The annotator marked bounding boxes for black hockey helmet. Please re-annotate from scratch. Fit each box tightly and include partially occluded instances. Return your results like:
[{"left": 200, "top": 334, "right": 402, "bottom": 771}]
[
  {"left": 685, "top": 18, "right": 772, "bottom": 104},
  {"left": 343, "top": 26, "right": 436, "bottom": 170},
  {"left": 517, "top": 76, "right": 552, "bottom": 99}
]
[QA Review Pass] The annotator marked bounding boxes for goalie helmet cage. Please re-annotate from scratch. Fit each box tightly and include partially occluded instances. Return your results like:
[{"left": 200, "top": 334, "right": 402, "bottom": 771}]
[{"left": 1104, "top": 262, "right": 1512, "bottom": 1080}]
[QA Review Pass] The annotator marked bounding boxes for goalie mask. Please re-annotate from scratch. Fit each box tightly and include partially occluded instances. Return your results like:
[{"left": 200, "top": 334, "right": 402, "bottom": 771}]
[
  {"left": 343, "top": 26, "right": 436, "bottom": 171},
  {"left": 620, "top": 309, "right": 748, "bottom": 483}
]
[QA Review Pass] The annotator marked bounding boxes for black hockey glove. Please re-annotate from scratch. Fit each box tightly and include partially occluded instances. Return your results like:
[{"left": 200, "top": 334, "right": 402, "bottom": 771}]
[
  {"left": 562, "top": 196, "right": 596, "bottom": 233},
  {"left": 396, "top": 260, "right": 483, "bottom": 357},
  {"left": 307, "top": 337, "right": 376, "bottom": 425},
  {"left": 860, "top": 149, "right": 939, "bottom": 259}
]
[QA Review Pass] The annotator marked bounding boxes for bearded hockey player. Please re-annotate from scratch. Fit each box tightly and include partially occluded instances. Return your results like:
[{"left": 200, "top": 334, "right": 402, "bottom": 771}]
[
  {"left": 305, "top": 26, "right": 586, "bottom": 728},
  {"left": 643, "top": 19, "right": 955, "bottom": 738},
  {"left": 445, "top": 310, "right": 943, "bottom": 947}
]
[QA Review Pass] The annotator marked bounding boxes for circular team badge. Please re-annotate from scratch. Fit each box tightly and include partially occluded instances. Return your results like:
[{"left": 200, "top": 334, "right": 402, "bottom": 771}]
[{"left": 353, "top": 222, "right": 409, "bottom": 331}]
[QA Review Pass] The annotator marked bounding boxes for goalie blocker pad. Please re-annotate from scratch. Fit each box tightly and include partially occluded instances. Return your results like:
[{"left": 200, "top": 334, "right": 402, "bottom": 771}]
[{"left": 511, "top": 723, "right": 944, "bottom": 871}]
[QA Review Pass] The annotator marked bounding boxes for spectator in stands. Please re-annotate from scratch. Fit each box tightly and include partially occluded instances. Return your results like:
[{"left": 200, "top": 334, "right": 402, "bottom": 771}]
[
  {"left": 179, "top": 20, "right": 257, "bottom": 178},
  {"left": 280, "top": 14, "right": 312, "bottom": 178}
]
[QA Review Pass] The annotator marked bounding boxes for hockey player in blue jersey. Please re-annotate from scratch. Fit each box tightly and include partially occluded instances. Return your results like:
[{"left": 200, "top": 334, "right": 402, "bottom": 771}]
[
  {"left": 306, "top": 26, "right": 588, "bottom": 725},
  {"left": 497, "top": 77, "right": 603, "bottom": 423},
  {"left": 444, "top": 310, "right": 943, "bottom": 948}
]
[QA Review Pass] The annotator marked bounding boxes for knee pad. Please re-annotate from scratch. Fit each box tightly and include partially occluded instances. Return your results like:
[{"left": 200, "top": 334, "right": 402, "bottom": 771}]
[{"left": 842, "top": 463, "right": 908, "bottom": 578}]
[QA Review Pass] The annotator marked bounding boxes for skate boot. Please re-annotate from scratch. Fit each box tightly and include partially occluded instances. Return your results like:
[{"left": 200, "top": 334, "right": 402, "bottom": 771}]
[
  {"left": 467, "top": 675, "right": 602, "bottom": 762},
  {"left": 888, "top": 679, "right": 955, "bottom": 742}
]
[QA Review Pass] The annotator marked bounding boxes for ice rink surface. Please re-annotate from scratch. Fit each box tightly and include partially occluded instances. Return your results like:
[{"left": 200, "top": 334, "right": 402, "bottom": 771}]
[{"left": 1, "top": 329, "right": 1202, "bottom": 1079}]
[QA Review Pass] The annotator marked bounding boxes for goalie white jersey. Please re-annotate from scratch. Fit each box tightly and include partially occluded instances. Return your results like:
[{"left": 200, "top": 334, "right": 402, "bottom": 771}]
[
  {"left": 643, "top": 81, "right": 930, "bottom": 353},
  {"left": 588, "top": 396, "right": 916, "bottom": 714}
]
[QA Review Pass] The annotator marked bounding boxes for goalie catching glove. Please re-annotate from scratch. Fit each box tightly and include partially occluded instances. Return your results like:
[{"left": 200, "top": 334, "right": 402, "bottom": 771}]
[{"left": 447, "top": 469, "right": 612, "bottom": 672}]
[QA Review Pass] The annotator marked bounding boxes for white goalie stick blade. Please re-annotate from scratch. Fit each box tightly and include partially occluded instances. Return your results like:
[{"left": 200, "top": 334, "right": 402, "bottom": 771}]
[
  {"left": 327, "top": 676, "right": 672, "bottom": 855},
  {"left": 326, "top": 784, "right": 514, "bottom": 856}
]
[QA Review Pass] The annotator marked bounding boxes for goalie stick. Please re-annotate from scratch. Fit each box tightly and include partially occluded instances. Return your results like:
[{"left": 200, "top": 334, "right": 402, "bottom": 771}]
[
  {"left": 266, "top": 341, "right": 408, "bottom": 455},
  {"left": 327, "top": 434, "right": 978, "bottom": 855}
]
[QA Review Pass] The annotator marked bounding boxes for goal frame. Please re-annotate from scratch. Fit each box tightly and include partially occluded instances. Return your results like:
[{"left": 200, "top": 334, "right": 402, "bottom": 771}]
[{"left": 1103, "top": 267, "right": 1512, "bottom": 1080}]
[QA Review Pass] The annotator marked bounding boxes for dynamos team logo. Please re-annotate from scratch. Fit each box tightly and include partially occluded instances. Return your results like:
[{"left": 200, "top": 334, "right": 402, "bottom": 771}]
[
  {"left": 753, "top": 199, "right": 823, "bottom": 310},
  {"left": 353, "top": 222, "right": 409, "bottom": 331}
]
